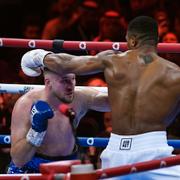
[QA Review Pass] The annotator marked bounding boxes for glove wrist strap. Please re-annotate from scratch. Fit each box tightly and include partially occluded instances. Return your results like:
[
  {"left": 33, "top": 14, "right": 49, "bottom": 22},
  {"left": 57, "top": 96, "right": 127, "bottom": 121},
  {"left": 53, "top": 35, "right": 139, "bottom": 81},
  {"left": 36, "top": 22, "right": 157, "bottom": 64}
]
[{"left": 26, "top": 128, "right": 46, "bottom": 147}]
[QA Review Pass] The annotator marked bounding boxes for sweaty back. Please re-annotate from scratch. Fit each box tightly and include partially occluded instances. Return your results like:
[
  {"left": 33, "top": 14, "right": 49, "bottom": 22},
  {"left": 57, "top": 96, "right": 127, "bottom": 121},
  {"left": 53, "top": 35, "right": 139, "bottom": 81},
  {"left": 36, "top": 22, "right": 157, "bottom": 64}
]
[{"left": 104, "top": 50, "right": 180, "bottom": 135}]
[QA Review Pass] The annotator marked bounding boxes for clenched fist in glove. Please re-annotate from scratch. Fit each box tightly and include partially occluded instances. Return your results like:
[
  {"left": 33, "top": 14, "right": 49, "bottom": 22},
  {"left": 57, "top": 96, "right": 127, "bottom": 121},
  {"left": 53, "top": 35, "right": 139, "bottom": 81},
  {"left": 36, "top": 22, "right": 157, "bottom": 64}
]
[
  {"left": 26, "top": 100, "right": 54, "bottom": 147},
  {"left": 21, "top": 49, "right": 52, "bottom": 77}
]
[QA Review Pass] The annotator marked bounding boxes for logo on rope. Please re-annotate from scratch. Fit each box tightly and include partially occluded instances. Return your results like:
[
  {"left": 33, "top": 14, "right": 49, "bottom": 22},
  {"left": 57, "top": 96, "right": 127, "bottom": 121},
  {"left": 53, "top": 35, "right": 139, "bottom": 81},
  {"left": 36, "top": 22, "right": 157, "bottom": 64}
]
[
  {"left": 4, "top": 135, "right": 10, "bottom": 144},
  {"left": 130, "top": 166, "right": 137, "bottom": 173},
  {"left": 0, "top": 39, "right": 3, "bottom": 47},
  {"left": 100, "top": 172, "right": 108, "bottom": 178},
  {"left": 120, "top": 138, "right": 132, "bottom": 150},
  {"left": 28, "top": 40, "right": 36, "bottom": 48},
  {"left": 79, "top": 42, "right": 87, "bottom": 50},
  {"left": 160, "top": 160, "right": 167, "bottom": 168},
  {"left": 112, "top": 42, "right": 120, "bottom": 50},
  {"left": 21, "top": 176, "right": 30, "bottom": 180},
  {"left": 87, "top": 138, "right": 94, "bottom": 146}
]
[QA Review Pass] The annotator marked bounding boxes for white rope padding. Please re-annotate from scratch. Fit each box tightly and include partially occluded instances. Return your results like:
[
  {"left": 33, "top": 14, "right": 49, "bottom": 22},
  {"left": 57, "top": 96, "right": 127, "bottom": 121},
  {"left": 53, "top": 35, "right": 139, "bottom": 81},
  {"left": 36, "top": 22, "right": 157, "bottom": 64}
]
[{"left": 0, "top": 83, "right": 108, "bottom": 94}]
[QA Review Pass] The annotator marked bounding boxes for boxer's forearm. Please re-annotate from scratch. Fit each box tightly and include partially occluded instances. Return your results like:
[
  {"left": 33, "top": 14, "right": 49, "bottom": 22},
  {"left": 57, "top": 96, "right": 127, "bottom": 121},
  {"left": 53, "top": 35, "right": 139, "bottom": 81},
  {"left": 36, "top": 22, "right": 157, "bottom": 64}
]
[
  {"left": 11, "top": 138, "right": 36, "bottom": 167},
  {"left": 21, "top": 49, "right": 105, "bottom": 77},
  {"left": 43, "top": 53, "right": 104, "bottom": 75}
]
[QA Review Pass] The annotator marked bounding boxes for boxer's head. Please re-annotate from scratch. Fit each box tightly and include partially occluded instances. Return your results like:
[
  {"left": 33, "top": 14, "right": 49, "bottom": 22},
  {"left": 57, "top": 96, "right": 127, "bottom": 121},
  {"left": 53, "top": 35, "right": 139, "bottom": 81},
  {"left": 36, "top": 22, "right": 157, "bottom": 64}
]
[
  {"left": 126, "top": 16, "right": 158, "bottom": 49},
  {"left": 44, "top": 68, "right": 76, "bottom": 103}
]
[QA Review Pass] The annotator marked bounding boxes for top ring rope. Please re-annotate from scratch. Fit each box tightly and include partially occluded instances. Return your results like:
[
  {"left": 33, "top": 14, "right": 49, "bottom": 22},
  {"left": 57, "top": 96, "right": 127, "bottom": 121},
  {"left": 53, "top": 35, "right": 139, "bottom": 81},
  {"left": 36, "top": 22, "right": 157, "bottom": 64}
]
[{"left": 0, "top": 38, "right": 180, "bottom": 53}]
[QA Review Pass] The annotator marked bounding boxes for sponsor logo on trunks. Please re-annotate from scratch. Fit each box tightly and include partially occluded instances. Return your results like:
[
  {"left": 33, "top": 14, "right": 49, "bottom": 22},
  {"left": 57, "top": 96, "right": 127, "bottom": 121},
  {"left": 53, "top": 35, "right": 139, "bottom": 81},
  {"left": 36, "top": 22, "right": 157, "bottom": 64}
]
[{"left": 120, "top": 138, "right": 132, "bottom": 150}]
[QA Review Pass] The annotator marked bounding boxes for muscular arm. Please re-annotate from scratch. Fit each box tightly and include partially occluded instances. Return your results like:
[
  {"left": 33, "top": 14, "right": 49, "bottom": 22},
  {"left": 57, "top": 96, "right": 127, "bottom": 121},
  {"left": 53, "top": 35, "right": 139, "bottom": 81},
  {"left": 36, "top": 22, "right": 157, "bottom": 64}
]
[
  {"left": 10, "top": 96, "right": 36, "bottom": 167},
  {"left": 43, "top": 50, "right": 116, "bottom": 75},
  {"left": 165, "top": 63, "right": 180, "bottom": 95}
]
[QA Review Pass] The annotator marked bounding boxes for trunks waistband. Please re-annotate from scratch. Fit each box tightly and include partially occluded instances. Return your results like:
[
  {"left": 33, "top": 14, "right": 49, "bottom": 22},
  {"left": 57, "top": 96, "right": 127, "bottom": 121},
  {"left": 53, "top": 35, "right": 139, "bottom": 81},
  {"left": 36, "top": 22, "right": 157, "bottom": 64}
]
[
  {"left": 106, "top": 131, "right": 172, "bottom": 151},
  {"left": 35, "top": 145, "right": 78, "bottom": 161}
]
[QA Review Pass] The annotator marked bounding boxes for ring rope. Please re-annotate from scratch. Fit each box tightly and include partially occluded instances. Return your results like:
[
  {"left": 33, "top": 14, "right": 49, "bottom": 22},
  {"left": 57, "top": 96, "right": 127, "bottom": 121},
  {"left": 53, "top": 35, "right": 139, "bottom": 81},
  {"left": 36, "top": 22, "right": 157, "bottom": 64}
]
[
  {"left": 0, "top": 83, "right": 107, "bottom": 94},
  {"left": 0, "top": 83, "right": 179, "bottom": 148},
  {"left": 0, "top": 173, "right": 52, "bottom": 180},
  {"left": 96, "top": 154, "right": 180, "bottom": 179},
  {"left": 0, "top": 38, "right": 180, "bottom": 53},
  {"left": 0, "top": 135, "right": 180, "bottom": 148},
  {"left": 0, "top": 155, "right": 180, "bottom": 179}
]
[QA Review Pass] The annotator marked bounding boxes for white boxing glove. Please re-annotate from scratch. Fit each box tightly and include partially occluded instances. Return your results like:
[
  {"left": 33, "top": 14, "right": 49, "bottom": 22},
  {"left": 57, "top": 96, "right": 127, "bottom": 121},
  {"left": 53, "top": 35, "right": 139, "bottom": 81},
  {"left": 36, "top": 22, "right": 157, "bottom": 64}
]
[{"left": 21, "top": 49, "right": 52, "bottom": 77}]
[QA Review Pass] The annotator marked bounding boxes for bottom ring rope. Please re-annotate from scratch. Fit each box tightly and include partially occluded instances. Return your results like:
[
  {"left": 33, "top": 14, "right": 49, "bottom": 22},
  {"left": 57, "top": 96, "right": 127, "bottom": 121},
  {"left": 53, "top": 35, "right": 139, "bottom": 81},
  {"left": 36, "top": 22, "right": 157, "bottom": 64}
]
[
  {"left": 0, "top": 155, "right": 180, "bottom": 179},
  {"left": 0, "top": 174, "right": 53, "bottom": 180},
  {"left": 96, "top": 154, "right": 180, "bottom": 179}
]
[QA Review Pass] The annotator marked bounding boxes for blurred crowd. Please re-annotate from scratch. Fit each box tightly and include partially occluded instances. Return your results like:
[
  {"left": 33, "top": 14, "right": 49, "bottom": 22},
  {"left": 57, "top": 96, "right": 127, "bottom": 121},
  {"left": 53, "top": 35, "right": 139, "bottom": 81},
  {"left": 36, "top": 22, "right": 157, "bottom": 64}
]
[{"left": 0, "top": 0, "right": 180, "bottom": 173}]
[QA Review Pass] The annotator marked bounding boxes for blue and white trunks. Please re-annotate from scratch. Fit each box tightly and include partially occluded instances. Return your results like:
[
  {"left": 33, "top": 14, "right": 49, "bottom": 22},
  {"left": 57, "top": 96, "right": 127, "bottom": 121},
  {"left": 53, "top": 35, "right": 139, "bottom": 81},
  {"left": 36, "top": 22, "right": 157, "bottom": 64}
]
[{"left": 7, "top": 148, "right": 78, "bottom": 174}]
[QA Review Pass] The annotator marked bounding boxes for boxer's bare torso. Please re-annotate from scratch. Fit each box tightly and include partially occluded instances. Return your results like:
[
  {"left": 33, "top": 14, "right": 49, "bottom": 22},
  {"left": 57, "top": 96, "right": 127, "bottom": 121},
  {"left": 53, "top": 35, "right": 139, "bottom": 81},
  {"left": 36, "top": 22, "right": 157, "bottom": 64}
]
[
  {"left": 43, "top": 48, "right": 180, "bottom": 136},
  {"left": 103, "top": 49, "right": 180, "bottom": 135},
  {"left": 11, "top": 87, "right": 108, "bottom": 157}
]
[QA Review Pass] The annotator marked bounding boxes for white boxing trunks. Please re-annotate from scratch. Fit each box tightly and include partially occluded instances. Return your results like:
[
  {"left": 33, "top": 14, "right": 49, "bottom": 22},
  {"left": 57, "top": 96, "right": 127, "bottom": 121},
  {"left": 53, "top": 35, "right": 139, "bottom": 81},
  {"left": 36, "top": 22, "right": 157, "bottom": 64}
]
[{"left": 100, "top": 131, "right": 180, "bottom": 180}]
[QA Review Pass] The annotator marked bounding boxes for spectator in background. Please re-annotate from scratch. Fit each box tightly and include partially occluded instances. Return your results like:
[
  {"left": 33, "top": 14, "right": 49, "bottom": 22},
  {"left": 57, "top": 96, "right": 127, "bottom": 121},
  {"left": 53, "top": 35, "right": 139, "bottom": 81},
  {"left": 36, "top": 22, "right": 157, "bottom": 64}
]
[
  {"left": 42, "top": 0, "right": 80, "bottom": 40},
  {"left": 153, "top": 9, "right": 170, "bottom": 41},
  {"left": 77, "top": 0, "right": 99, "bottom": 41},
  {"left": 127, "top": 0, "right": 158, "bottom": 20},
  {"left": 5, "top": 15, "right": 44, "bottom": 83},
  {"left": 162, "top": 32, "right": 179, "bottom": 43},
  {"left": 0, "top": 93, "right": 20, "bottom": 173},
  {"left": 21, "top": 16, "right": 43, "bottom": 39},
  {"left": 95, "top": 0, "right": 121, "bottom": 14},
  {"left": 85, "top": 77, "right": 107, "bottom": 87},
  {"left": 174, "top": 12, "right": 180, "bottom": 40},
  {"left": 16, "top": 16, "right": 44, "bottom": 84},
  {"left": 93, "top": 10, "right": 126, "bottom": 42},
  {"left": 90, "top": 10, "right": 127, "bottom": 55},
  {"left": 129, "top": 0, "right": 144, "bottom": 17},
  {"left": 161, "top": 31, "right": 180, "bottom": 66}
]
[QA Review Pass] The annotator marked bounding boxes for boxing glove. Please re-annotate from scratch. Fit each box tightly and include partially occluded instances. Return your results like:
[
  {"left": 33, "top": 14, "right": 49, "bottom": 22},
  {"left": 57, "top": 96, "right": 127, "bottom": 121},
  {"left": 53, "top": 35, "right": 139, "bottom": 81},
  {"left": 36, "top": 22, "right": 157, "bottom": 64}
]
[
  {"left": 26, "top": 100, "right": 54, "bottom": 147},
  {"left": 21, "top": 49, "right": 52, "bottom": 77}
]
